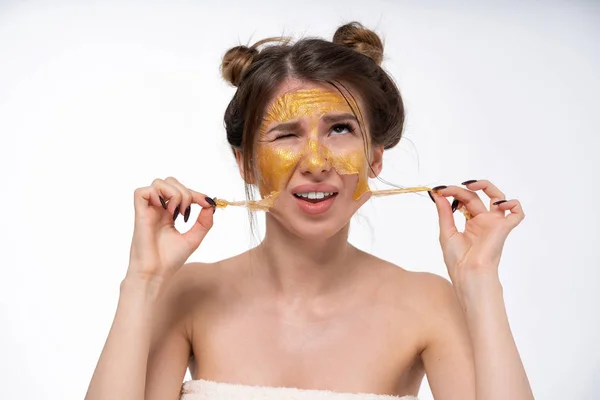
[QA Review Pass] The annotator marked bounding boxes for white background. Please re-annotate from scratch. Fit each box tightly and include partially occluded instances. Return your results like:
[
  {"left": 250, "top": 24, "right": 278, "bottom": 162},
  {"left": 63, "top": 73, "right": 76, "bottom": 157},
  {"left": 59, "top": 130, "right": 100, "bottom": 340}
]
[{"left": 1, "top": 1, "right": 599, "bottom": 399}]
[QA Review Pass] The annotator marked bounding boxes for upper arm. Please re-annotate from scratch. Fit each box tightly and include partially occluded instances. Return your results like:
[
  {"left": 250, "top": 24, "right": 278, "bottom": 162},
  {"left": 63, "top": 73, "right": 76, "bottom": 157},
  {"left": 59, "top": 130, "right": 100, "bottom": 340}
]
[
  {"left": 419, "top": 273, "right": 476, "bottom": 400},
  {"left": 145, "top": 264, "right": 199, "bottom": 400}
]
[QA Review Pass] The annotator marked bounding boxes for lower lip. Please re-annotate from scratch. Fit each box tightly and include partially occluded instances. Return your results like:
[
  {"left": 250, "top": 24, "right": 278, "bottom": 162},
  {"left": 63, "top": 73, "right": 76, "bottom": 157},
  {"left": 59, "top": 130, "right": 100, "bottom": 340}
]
[{"left": 294, "top": 194, "right": 337, "bottom": 215}]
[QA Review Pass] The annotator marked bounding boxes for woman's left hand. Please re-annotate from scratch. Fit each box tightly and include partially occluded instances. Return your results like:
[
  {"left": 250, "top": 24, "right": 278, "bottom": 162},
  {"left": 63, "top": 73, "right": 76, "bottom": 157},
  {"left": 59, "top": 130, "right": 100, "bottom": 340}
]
[{"left": 429, "top": 179, "right": 525, "bottom": 284}]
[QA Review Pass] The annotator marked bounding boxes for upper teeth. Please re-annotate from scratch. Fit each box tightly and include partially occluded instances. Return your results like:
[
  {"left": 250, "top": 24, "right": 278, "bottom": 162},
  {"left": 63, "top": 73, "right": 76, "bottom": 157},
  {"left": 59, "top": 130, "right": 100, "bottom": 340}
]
[{"left": 296, "top": 192, "right": 335, "bottom": 199}]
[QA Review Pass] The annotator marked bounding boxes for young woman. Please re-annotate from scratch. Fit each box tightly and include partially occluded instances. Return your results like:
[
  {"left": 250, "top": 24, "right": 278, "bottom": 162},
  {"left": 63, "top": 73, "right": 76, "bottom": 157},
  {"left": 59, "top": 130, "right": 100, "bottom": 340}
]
[{"left": 85, "top": 22, "right": 533, "bottom": 400}]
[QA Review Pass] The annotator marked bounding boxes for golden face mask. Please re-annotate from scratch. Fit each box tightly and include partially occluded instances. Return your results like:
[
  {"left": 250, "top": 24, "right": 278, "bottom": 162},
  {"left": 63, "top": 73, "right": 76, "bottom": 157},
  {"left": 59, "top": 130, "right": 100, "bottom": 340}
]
[
  {"left": 214, "top": 90, "right": 458, "bottom": 216},
  {"left": 254, "top": 88, "right": 371, "bottom": 201},
  {"left": 215, "top": 88, "right": 464, "bottom": 218}
]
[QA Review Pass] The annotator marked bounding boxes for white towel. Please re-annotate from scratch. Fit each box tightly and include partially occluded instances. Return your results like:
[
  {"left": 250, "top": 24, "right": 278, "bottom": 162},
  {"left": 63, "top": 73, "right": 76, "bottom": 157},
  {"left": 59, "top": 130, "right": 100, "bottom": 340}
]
[{"left": 180, "top": 379, "right": 418, "bottom": 400}]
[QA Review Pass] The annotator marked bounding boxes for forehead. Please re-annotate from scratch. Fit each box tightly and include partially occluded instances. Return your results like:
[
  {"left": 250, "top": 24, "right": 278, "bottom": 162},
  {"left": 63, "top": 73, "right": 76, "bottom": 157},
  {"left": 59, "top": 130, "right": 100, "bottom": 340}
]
[{"left": 263, "top": 81, "right": 357, "bottom": 123}]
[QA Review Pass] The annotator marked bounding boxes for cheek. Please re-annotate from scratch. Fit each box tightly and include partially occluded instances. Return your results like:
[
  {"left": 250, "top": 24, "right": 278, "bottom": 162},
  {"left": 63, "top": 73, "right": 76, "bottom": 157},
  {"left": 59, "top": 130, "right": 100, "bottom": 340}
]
[
  {"left": 329, "top": 149, "right": 370, "bottom": 200},
  {"left": 257, "top": 145, "right": 300, "bottom": 194},
  {"left": 329, "top": 149, "right": 364, "bottom": 174},
  {"left": 256, "top": 142, "right": 371, "bottom": 201}
]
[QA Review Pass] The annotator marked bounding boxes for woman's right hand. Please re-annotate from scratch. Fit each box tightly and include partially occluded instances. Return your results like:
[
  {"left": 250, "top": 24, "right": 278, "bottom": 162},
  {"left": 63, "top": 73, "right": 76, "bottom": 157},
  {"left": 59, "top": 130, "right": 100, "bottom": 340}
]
[{"left": 126, "top": 177, "right": 217, "bottom": 283}]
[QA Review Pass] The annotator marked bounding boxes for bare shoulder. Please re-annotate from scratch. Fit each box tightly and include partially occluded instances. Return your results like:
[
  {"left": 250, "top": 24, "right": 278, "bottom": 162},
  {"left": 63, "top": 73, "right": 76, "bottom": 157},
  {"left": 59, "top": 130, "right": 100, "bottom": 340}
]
[
  {"left": 168, "top": 252, "right": 248, "bottom": 305},
  {"left": 166, "top": 260, "right": 225, "bottom": 301},
  {"left": 147, "top": 263, "right": 213, "bottom": 327},
  {"left": 357, "top": 251, "right": 458, "bottom": 318},
  {"left": 360, "top": 250, "right": 451, "bottom": 290},
  {"left": 352, "top": 252, "right": 463, "bottom": 360}
]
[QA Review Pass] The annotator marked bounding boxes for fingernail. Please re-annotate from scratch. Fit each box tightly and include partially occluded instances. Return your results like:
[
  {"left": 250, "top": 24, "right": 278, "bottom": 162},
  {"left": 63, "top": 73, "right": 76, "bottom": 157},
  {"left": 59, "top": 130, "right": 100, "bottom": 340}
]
[
  {"left": 432, "top": 185, "right": 447, "bottom": 191},
  {"left": 451, "top": 199, "right": 460, "bottom": 213},
  {"left": 213, "top": 207, "right": 216, "bottom": 214},
  {"left": 184, "top": 206, "right": 191, "bottom": 223},
  {"left": 493, "top": 200, "right": 508, "bottom": 206},
  {"left": 159, "top": 196, "right": 167, "bottom": 210},
  {"left": 427, "top": 190, "right": 436, "bottom": 203},
  {"left": 205, "top": 196, "right": 217, "bottom": 207},
  {"left": 461, "top": 180, "right": 478, "bottom": 185},
  {"left": 173, "top": 205, "right": 180, "bottom": 221}
]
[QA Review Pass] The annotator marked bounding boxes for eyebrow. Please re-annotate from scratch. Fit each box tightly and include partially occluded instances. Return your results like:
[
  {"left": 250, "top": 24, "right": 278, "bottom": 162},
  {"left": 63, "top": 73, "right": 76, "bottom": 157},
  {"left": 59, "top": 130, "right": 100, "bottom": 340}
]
[
  {"left": 322, "top": 113, "right": 358, "bottom": 124},
  {"left": 265, "top": 113, "right": 358, "bottom": 135}
]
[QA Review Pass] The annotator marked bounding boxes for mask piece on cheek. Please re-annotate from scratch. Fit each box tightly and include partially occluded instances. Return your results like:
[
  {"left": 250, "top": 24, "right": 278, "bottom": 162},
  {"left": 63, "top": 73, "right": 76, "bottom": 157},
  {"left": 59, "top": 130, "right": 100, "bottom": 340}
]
[
  {"left": 328, "top": 149, "right": 370, "bottom": 200},
  {"left": 256, "top": 147, "right": 301, "bottom": 199},
  {"left": 256, "top": 88, "right": 371, "bottom": 205}
]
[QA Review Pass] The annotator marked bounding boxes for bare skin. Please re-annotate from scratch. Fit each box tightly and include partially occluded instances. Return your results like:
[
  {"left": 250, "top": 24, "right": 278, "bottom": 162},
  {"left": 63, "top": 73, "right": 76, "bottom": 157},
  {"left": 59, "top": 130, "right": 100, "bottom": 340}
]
[
  {"left": 189, "top": 253, "right": 428, "bottom": 396},
  {"left": 143, "top": 228, "right": 474, "bottom": 399},
  {"left": 86, "top": 78, "right": 532, "bottom": 400}
]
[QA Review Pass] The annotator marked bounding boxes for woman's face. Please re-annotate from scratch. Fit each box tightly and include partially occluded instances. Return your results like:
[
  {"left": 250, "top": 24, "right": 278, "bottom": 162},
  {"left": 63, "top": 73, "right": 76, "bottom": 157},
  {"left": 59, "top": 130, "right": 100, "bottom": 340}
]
[{"left": 241, "top": 79, "right": 383, "bottom": 240}]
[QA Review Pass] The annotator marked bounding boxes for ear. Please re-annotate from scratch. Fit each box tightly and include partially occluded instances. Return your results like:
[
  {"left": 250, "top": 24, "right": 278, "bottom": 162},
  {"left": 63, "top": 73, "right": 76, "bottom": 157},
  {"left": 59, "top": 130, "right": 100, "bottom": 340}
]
[
  {"left": 234, "top": 148, "right": 256, "bottom": 184},
  {"left": 368, "top": 145, "right": 384, "bottom": 178}
]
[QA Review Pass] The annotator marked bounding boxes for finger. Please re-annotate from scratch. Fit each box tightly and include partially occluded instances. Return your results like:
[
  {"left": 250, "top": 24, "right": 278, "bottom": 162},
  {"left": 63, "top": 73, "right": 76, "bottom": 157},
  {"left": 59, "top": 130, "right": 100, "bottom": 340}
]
[
  {"left": 496, "top": 199, "right": 525, "bottom": 229},
  {"left": 165, "top": 177, "right": 193, "bottom": 221},
  {"left": 435, "top": 185, "right": 488, "bottom": 217},
  {"left": 135, "top": 185, "right": 170, "bottom": 211},
  {"left": 457, "top": 203, "right": 474, "bottom": 221},
  {"left": 189, "top": 189, "right": 218, "bottom": 209},
  {"left": 462, "top": 179, "right": 506, "bottom": 213},
  {"left": 134, "top": 186, "right": 158, "bottom": 211},
  {"left": 190, "top": 189, "right": 218, "bottom": 222},
  {"left": 147, "top": 186, "right": 166, "bottom": 210},
  {"left": 182, "top": 205, "right": 214, "bottom": 249},
  {"left": 431, "top": 190, "right": 459, "bottom": 242},
  {"left": 151, "top": 178, "right": 183, "bottom": 220}
]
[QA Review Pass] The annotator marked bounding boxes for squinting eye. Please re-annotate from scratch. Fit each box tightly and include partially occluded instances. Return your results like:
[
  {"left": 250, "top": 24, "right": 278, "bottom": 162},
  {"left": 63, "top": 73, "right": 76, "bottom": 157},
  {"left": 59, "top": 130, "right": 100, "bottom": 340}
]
[
  {"left": 331, "top": 123, "right": 354, "bottom": 135},
  {"left": 274, "top": 133, "right": 296, "bottom": 140}
]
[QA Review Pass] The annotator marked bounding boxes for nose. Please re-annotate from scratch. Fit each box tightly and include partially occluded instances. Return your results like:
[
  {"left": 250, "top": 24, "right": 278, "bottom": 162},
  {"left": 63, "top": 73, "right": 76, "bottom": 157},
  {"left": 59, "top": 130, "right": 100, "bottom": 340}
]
[{"left": 298, "top": 139, "right": 332, "bottom": 176}]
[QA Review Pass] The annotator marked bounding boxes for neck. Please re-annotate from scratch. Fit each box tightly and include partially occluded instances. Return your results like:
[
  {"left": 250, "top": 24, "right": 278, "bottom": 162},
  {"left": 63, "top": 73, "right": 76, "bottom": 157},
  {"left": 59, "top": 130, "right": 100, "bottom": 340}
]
[{"left": 251, "top": 215, "right": 359, "bottom": 302}]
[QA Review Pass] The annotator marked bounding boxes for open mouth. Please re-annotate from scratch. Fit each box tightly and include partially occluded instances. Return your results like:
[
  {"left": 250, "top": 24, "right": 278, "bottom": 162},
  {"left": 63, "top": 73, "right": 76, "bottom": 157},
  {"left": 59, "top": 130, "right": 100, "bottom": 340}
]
[{"left": 293, "top": 191, "right": 338, "bottom": 203}]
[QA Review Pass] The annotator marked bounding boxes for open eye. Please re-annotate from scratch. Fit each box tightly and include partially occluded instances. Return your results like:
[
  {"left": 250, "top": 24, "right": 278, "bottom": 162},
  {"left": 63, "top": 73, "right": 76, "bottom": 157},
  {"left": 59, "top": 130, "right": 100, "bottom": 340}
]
[{"left": 330, "top": 123, "right": 354, "bottom": 135}]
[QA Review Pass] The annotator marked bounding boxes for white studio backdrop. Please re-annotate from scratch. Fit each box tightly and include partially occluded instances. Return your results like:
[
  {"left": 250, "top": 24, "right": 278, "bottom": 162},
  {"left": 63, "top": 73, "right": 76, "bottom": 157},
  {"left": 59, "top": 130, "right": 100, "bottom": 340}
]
[{"left": 0, "top": 1, "right": 598, "bottom": 399}]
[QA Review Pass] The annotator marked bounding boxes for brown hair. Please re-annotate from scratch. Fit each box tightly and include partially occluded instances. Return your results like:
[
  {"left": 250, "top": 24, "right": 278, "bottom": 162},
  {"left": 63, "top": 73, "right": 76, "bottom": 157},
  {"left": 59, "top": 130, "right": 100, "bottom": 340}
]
[{"left": 221, "top": 22, "right": 405, "bottom": 203}]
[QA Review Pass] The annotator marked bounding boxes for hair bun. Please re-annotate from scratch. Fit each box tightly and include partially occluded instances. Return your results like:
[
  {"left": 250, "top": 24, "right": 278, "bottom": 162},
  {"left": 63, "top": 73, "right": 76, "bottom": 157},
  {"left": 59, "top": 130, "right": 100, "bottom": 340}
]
[
  {"left": 221, "top": 45, "right": 259, "bottom": 87},
  {"left": 332, "top": 22, "right": 384, "bottom": 65}
]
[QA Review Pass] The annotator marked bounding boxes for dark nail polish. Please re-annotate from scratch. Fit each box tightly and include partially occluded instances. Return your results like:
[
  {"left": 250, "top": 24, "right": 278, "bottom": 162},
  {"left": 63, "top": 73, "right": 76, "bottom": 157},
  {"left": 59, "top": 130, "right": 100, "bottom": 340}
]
[
  {"left": 432, "top": 185, "right": 448, "bottom": 191},
  {"left": 159, "top": 196, "right": 167, "bottom": 210},
  {"left": 184, "top": 206, "right": 191, "bottom": 223},
  {"left": 451, "top": 199, "right": 460, "bottom": 213},
  {"left": 462, "top": 180, "right": 478, "bottom": 185},
  {"left": 493, "top": 200, "right": 508, "bottom": 206},
  {"left": 173, "top": 205, "right": 180, "bottom": 221},
  {"left": 213, "top": 207, "right": 216, "bottom": 214},
  {"left": 427, "top": 190, "right": 436, "bottom": 203},
  {"left": 205, "top": 196, "right": 217, "bottom": 207}
]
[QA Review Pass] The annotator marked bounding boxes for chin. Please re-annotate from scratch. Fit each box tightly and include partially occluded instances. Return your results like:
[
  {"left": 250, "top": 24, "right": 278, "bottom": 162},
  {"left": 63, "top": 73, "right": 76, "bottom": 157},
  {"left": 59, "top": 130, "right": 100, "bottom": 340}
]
[{"left": 291, "top": 218, "right": 348, "bottom": 241}]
